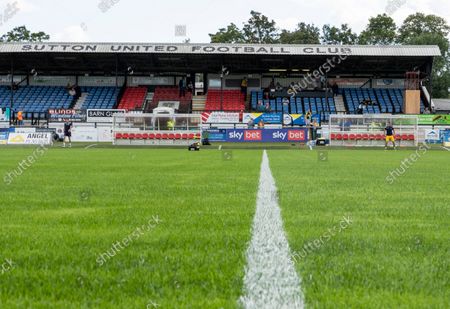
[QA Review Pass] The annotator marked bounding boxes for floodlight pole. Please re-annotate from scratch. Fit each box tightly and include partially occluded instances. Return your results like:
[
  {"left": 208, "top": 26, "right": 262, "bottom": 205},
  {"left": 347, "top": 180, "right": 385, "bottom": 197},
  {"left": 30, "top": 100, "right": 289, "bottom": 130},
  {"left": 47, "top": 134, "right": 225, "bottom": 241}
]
[
  {"left": 220, "top": 76, "right": 224, "bottom": 111},
  {"left": 9, "top": 57, "right": 14, "bottom": 126}
]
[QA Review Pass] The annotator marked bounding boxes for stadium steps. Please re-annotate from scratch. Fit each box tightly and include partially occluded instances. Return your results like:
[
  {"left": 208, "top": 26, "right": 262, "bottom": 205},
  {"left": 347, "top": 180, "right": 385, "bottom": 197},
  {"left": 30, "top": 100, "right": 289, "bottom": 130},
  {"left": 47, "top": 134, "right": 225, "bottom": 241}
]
[
  {"left": 192, "top": 95, "right": 207, "bottom": 112},
  {"left": 335, "top": 95, "right": 346, "bottom": 113},
  {"left": 73, "top": 93, "right": 88, "bottom": 109},
  {"left": 142, "top": 92, "right": 154, "bottom": 111}
]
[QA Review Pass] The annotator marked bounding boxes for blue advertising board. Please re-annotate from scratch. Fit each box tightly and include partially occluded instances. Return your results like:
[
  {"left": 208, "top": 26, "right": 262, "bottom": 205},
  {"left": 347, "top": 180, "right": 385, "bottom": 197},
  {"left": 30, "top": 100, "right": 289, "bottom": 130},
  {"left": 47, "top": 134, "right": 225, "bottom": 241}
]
[
  {"left": 244, "top": 113, "right": 320, "bottom": 125},
  {"left": 0, "top": 129, "right": 8, "bottom": 144},
  {"left": 443, "top": 129, "right": 450, "bottom": 146},
  {"left": 206, "top": 128, "right": 308, "bottom": 143}
]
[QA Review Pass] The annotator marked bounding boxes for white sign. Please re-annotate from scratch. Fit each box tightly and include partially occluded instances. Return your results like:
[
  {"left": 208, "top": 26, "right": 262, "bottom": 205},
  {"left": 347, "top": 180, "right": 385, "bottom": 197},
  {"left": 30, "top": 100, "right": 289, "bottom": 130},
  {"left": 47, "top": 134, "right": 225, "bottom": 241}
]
[
  {"left": 425, "top": 129, "right": 440, "bottom": 142},
  {"left": 131, "top": 76, "right": 172, "bottom": 85},
  {"left": 71, "top": 127, "right": 98, "bottom": 142},
  {"left": 7, "top": 133, "right": 52, "bottom": 145},
  {"left": 87, "top": 109, "right": 126, "bottom": 123},
  {"left": 201, "top": 112, "right": 240, "bottom": 124}
]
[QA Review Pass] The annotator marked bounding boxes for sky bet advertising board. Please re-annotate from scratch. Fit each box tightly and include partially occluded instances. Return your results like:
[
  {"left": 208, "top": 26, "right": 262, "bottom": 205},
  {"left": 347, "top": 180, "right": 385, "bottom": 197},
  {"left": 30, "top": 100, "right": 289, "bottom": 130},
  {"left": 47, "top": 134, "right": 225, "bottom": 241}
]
[{"left": 206, "top": 129, "right": 308, "bottom": 143}]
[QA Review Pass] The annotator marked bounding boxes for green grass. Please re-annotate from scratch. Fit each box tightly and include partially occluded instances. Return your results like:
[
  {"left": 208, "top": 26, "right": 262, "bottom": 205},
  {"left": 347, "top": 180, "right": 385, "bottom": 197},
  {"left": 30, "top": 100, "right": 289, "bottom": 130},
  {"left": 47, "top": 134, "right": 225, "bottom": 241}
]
[
  {"left": 0, "top": 146, "right": 449, "bottom": 308},
  {"left": 269, "top": 149, "right": 450, "bottom": 308},
  {"left": 0, "top": 148, "right": 262, "bottom": 308}
]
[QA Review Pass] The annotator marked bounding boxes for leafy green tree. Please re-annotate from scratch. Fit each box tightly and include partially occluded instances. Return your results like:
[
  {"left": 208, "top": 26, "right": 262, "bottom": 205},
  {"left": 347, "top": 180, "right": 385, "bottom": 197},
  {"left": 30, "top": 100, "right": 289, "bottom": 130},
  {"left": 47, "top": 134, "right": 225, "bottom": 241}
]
[
  {"left": 358, "top": 14, "right": 397, "bottom": 45},
  {"left": 279, "top": 22, "right": 320, "bottom": 44},
  {"left": 398, "top": 14, "right": 450, "bottom": 98},
  {"left": 321, "top": 24, "right": 358, "bottom": 45},
  {"left": 0, "top": 26, "right": 50, "bottom": 42},
  {"left": 398, "top": 13, "right": 450, "bottom": 43},
  {"left": 242, "top": 11, "right": 279, "bottom": 43},
  {"left": 209, "top": 23, "right": 245, "bottom": 43}
]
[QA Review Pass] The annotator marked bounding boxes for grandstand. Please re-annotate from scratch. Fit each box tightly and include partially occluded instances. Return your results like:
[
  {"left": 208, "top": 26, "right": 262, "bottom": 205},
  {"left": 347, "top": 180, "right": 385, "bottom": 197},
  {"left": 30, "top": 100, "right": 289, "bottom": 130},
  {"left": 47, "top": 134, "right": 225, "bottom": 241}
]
[
  {"left": 0, "top": 43, "right": 441, "bottom": 124},
  {"left": 0, "top": 85, "right": 72, "bottom": 117}
]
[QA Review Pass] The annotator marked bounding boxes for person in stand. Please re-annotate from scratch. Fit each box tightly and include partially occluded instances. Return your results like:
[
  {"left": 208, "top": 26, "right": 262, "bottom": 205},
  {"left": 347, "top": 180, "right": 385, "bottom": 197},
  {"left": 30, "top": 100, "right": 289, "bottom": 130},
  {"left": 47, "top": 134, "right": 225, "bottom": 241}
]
[
  {"left": 305, "top": 110, "right": 312, "bottom": 126},
  {"left": 258, "top": 120, "right": 265, "bottom": 129},
  {"left": 63, "top": 119, "right": 73, "bottom": 148},
  {"left": 257, "top": 100, "right": 264, "bottom": 112},
  {"left": 179, "top": 78, "right": 186, "bottom": 97},
  {"left": 240, "top": 77, "right": 248, "bottom": 96},
  {"left": 247, "top": 118, "right": 254, "bottom": 129},
  {"left": 332, "top": 82, "right": 339, "bottom": 97},
  {"left": 187, "top": 81, "right": 194, "bottom": 93},
  {"left": 264, "top": 102, "right": 271, "bottom": 112},
  {"left": 17, "top": 110, "right": 24, "bottom": 126},
  {"left": 385, "top": 123, "right": 396, "bottom": 150},
  {"left": 357, "top": 102, "right": 365, "bottom": 114}
]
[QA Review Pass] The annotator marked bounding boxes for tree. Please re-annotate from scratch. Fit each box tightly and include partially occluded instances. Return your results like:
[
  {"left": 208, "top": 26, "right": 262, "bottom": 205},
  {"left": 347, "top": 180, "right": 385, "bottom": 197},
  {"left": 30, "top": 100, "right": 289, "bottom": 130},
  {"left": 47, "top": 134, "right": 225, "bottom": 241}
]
[
  {"left": 242, "top": 11, "right": 279, "bottom": 43},
  {"left": 358, "top": 14, "right": 397, "bottom": 45},
  {"left": 321, "top": 24, "right": 358, "bottom": 45},
  {"left": 209, "top": 23, "right": 245, "bottom": 43},
  {"left": 279, "top": 22, "right": 320, "bottom": 44},
  {"left": 406, "top": 32, "right": 449, "bottom": 98},
  {"left": 398, "top": 13, "right": 450, "bottom": 43},
  {"left": 398, "top": 14, "right": 450, "bottom": 98},
  {"left": 0, "top": 26, "right": 50, "bottom": 42}
]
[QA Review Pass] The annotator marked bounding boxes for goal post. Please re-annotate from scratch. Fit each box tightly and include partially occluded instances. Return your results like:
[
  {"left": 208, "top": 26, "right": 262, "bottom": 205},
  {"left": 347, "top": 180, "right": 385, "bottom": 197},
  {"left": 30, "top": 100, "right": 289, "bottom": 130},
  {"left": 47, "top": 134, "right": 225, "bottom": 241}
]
[
  {"left": 328, "top": 114, "right": 419, "bottom": 147},
  {"left": 112, "top": 113, "right": 202, "bottom": 146}
]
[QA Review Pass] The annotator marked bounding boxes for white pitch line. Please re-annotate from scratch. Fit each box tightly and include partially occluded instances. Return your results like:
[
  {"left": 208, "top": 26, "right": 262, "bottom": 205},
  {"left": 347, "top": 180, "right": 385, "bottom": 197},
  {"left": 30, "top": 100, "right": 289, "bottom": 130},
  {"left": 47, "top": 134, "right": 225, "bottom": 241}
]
[
  {"left": 240, "top": 150, "right": 304, "bottom": 309},
  {"left": 84, "top": 144, "right": 98, "bottom": 149}
]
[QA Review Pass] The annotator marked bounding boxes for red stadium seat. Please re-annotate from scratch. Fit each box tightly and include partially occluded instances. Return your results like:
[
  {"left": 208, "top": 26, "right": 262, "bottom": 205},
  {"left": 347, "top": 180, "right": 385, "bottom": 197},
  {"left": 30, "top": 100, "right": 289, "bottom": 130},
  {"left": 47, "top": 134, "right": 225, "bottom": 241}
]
[
  {"left": 115, "top": 133, "right": 123, "bottom": 139},
  {"left": 355, "top": 134, "right": 362, "bottom": 140},
  {"left": 188, "top": 133, "right": 195, "bottom": 139},
  {"left": 375, "top": 134, "right": 383, "bottom": 140},
  {"left": 162, "top": 134, "right": 169, "bottom": 140},
  {"left": 330, "top": 133, "right": 336, "bottom": 140},
  {"left": 369, "top": 134, "right": 376, "bottom": 140},
  {"left": 155, "top": 133, "right": 161, "bottom": 139},
  {"left": 336, "top": 134, "right": 342, "bottom": 140},
  {"left": 142, "top": 133, "right": 149, "bottom": 139},
  {"left": 401, "top": 134, "right": 408, "bottom": 141},
  {"left": 168, "top": 133, "right": 175, "bottom": 139},
  {"left": 408, "top": 134, "right": 415, "bottom": 141},
  {"left": 362, "top": 134, "right": 369, "bottom": 140},
  {"left": 182, "top": 133, "right": 188, "bottom": 139},
  {"left": 135, "top": 133, "right": 143, "bottom": 139},
  {"left": 175, "top": 133, "right": 181, "bottom": 139},
  {"left": 149, "top": 133, "right": 155, "bottom": 139},
  {"left": 349, "top": 134, "right": 356, "bottom": 140},
  {"left": 122, "top": 133, "right": 129, "bottom": 139},
  {"left": 395, "top": 134, "right": 401, "bottom": 141},
  {"left": 129, "top": 133, "right": 136, "bottom": 139},
  {"left": 343, "top": 134, "right": 349, "bottom": 140},
  {"left": 195, "top": 133, "right": 201, "bottom": 139}
]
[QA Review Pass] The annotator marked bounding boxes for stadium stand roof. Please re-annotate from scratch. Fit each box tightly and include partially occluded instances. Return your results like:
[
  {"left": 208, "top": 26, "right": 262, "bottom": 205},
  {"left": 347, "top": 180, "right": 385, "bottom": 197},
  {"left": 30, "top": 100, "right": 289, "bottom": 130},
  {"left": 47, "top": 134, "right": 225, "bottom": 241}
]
[{"left": 0, "top": 42, "right": 441, "bottom": 77}]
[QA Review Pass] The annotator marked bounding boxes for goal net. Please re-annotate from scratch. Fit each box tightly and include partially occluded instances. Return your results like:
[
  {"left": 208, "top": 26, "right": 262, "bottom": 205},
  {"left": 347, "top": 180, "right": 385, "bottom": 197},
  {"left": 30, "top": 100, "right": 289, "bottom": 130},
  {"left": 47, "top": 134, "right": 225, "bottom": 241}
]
[
  {"left": 328, "top": 114, "right": 419, "bottom": 147},
  {"left": 112, "top": 113, "right": 202, "bottom": 146}
]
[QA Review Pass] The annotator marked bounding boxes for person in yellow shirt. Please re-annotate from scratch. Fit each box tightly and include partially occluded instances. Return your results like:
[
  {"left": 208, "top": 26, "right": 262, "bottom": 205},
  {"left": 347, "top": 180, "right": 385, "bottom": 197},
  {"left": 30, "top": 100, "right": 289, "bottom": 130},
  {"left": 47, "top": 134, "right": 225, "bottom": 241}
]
[{"left": 241, "top": 77, "right": 248, "bottom": 96}]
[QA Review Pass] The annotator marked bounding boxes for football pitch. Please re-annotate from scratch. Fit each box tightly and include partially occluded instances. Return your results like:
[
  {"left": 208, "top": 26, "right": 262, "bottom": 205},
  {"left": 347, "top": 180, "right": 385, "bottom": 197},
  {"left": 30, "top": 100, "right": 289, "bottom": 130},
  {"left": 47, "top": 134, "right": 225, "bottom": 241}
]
[{"left": 0, "top": 146, "right": 449, "bottom": 308}]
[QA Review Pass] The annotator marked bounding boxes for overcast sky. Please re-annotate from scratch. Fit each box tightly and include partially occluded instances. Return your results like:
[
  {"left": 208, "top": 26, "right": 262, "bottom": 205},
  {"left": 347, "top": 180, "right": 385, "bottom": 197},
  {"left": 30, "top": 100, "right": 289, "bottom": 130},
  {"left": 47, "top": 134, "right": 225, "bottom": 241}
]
[{"left": 2, "top": 0, "right": 449, "bottom": 43}]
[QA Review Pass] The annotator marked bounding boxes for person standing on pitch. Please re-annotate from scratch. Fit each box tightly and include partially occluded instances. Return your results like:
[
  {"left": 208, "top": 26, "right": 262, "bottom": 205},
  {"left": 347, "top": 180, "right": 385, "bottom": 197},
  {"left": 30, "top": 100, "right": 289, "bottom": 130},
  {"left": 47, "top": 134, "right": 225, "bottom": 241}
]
[
  {"left": 385, "top": 123, "right": 396, "bottom": 150},
  {"left": 63, "top": 119, "right": 73, "bottom": 148}
]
